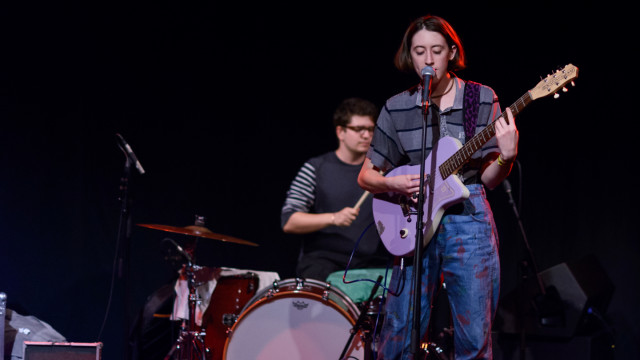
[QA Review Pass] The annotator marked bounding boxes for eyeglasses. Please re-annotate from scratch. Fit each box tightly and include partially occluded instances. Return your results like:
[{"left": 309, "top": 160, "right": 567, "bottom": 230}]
[{"left": 344, "top": 125, "right": 375, "bottom": 134}]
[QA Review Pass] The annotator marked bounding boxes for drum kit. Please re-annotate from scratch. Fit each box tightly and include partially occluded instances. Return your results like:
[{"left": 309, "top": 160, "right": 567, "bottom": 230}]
[{"left": 137, "top": 216, "right": 385, "bottom": 360}]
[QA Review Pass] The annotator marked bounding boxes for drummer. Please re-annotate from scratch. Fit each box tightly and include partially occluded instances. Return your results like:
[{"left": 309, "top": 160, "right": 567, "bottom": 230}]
[{"left": 280, "top": 98, "right": 391, "bottom": 282}]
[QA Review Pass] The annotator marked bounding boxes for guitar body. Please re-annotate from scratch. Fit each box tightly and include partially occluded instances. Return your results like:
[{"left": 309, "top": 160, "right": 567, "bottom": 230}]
[{"left": 372, "top": 136, "right": 470, "bottom": 257}]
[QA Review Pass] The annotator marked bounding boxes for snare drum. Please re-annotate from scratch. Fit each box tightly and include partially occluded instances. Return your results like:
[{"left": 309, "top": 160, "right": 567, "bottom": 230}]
[{"left": 222, "top": 278, "right": 366, "bottom": 360}]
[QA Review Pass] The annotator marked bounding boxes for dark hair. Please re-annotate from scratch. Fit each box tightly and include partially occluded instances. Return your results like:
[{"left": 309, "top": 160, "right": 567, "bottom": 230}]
[
  {"left": 332, "top": 97, "right": 379, "bottom": 127},
  {"left": 394, "top": 15, "right": 466, "bottom": 73}
]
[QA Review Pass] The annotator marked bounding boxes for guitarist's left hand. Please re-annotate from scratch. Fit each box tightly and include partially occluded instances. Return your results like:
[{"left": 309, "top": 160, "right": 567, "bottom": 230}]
[
  {"left": 481, "top": 108, "right": 519, "bottom": 190},
  {"left": 494, "top": 108, "right": 519, "bottom": 162}
]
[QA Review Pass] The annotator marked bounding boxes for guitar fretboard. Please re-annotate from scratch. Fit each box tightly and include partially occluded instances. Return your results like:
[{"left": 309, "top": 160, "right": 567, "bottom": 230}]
[{"left": 439, "top": 91, "right": 533, "bottom": 179}]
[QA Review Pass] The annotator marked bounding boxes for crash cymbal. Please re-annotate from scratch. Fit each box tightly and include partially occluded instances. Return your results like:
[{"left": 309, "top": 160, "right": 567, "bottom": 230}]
[{"left": 137, "top": 223, "right": 258, "bottom": 247}]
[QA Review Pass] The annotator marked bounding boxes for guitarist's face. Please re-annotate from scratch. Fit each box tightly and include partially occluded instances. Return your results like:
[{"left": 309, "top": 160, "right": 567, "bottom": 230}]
[{"left": 410, "top": 29, "right": 457, "bottom": 87}]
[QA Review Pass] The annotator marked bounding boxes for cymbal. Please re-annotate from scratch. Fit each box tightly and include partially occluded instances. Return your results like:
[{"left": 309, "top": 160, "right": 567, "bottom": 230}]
[{"left": 137, "top": 223, "right": 258, "bottom": 247}]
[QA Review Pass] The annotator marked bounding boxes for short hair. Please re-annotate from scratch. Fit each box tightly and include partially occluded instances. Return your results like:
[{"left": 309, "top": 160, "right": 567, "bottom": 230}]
[
  {"left": 394, "top": 15, "right": 466, "bottom": 73},
  {"left": 332, "top": 97, "right": 379, "bottom": 128}
]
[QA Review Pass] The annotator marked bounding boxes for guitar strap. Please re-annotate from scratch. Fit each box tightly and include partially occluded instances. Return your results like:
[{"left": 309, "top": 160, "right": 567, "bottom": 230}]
[
  {"left": 460, "top": 80, "right": 481, "bottom": 180},
  {"left": 463, "top": 80, "right": 481, "bottom": 141}
]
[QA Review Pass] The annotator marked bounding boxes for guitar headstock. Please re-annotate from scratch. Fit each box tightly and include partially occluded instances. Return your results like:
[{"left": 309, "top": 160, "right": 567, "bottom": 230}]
[{"left": 529, "top": 64, "right": 579, "bottom": 100}]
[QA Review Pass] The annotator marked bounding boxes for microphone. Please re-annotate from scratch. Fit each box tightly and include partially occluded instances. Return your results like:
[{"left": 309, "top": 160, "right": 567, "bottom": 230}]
[
  {"left": 421, "top": 66, "right": 435, "bottom": 104},
  {"left": 163, "top": 238, "right": 193, "bottom": 263},
  {"left": 503, "top": 178, "right": 516, "bottom": 206},
  {"left": 116, "top": 133, "right": 146, "bottom": 174},
  {"left": 503, "top": 178, "right": 512, "bottom": 194}
]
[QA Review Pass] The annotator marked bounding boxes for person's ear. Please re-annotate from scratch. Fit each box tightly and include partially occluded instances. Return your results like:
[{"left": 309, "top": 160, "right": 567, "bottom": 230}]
[{"left": 336, "top": 126, "right": 345, "bottom": 141}]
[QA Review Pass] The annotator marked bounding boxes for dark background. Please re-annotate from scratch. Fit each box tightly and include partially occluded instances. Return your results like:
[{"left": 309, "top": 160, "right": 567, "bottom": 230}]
[{"left": 1, "top": 2, "right": 638, "bottom": 359}]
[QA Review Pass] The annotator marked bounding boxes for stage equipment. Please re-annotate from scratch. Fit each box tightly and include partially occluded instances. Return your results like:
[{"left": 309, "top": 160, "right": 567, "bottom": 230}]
[
  {"left": 201, "top": 274, "right": 259, "bottom": 360},
  {"left": 162, "top": 261, "right": 210, "bottom": 360},
  {"left": 137, "top": 224, "right": 258, "bottom": 247},
  {"left": 23, "top": 342, "right": 102, "bottom": 360},
  {"left": 222, "top": 278, "right": 365, "bottom": 360}
]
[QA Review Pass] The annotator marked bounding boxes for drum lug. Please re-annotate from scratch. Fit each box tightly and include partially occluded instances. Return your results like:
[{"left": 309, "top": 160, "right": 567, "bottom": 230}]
[
  {"left": 222, "top": 313, "right": 237, "bottom": 327},
  {"left": 322, "top": 282, "right": 332, "bottom": 301}
]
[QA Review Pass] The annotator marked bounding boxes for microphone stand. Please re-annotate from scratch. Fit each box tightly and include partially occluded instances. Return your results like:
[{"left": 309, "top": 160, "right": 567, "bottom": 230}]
[
  {"left": 410, "top": 83, "right": 433, "bottom": 358},
  {"left": 503, "top": 178, "right": 562, "bottom": 360},
  {"left": 504, "top": 179, "right": 545, "bottom": 297},
  {"left": 117, "top": 155, "right": 134, "bottom": 360}
]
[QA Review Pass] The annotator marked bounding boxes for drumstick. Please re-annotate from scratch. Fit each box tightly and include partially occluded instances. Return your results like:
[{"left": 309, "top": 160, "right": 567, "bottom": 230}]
[{"left": 353, "top": 190, "right": 370, "bottom": 210}]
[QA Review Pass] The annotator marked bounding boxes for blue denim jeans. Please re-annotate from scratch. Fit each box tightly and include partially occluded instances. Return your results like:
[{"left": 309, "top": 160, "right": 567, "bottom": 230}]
[{"left": 377, "top": 184, "right": 500, "bottom": 360}]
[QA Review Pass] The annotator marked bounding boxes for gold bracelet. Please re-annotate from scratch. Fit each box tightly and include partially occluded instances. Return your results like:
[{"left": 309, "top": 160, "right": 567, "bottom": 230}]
[{"left": 331, "top": 213, "right": 336, "bottom": 225}]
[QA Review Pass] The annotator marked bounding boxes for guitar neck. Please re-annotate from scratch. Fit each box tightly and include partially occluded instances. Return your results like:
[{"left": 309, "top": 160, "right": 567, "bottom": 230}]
[{"left": 439, "top": 91, "right": 533, "bottom": 178}]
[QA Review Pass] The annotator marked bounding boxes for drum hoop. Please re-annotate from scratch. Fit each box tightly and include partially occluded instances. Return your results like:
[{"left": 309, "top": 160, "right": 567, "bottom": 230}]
[{"left": 240, "top": 278, "right": 359, "bottom": 316}]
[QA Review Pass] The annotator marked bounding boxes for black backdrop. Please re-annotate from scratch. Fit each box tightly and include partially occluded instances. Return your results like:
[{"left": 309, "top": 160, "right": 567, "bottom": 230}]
[{"left": 1, "top": 2, "right": 638, "bottom": 360}]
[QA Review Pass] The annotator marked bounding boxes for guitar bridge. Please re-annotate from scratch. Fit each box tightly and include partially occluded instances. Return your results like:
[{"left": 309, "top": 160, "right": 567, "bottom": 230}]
[{"left": 399, "top": 196, "right": 417, "bottom": 220}]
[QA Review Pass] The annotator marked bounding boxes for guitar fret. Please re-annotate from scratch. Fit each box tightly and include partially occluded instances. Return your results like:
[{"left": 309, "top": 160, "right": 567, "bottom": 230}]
[{"left": 442, "top": 162, "right": 452, "bottom": 177}]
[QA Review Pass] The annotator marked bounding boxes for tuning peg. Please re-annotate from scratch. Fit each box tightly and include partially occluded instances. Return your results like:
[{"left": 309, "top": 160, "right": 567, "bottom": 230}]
[
  {"left": 562, "top": 87, "right": 568, "bottom": 92},
  {"left": 571, "top": 81, "right": 575, "bottom": 87},
  {"left": 554, "top": 93, "right": 560, "bottom": 99}
]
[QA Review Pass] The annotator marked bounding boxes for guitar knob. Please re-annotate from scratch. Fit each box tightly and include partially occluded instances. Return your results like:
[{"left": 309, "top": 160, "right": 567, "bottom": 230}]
[
  {"left": 400, "top": 229, "right": 409, "bottom": 239},
  {"left": 553, "top": 93, "right": 560, "bottom": 99},
  {"left": 562, "top": 87, "right": 568, "bottom": 92}
]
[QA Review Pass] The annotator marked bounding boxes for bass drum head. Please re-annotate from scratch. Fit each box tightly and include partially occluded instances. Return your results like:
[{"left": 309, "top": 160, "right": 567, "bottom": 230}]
[{"left": 222, "top": 278, "right": 365, "bottom": 360}]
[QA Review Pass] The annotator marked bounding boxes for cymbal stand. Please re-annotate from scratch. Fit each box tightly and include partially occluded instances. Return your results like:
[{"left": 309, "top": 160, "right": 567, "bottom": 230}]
[{"left": 164, "top": 260, "right": 210, "bottom": 360}]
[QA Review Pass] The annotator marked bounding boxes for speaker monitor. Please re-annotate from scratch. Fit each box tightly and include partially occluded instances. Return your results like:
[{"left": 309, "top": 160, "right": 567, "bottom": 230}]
[
  {"left": 496, "top": 253, "right": 614, "bottom": 338},
  {"left": 23, "top": 341, "right": 102, "bottom": 360}
]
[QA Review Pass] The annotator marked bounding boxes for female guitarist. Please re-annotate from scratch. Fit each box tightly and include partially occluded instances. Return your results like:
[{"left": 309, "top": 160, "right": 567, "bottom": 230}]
[{"left": 358, "top": 14, "right": 519, "bottom": 360}]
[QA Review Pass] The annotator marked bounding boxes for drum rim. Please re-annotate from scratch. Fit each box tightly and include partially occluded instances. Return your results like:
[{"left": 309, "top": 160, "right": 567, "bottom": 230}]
[{"left": 241, "top": 278, "right": 359, "bottom": 316}]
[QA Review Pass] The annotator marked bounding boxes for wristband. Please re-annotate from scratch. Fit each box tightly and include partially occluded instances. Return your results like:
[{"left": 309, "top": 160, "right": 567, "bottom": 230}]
[{"left": 497, "top": 154, "right": 511, "bottom": 167}]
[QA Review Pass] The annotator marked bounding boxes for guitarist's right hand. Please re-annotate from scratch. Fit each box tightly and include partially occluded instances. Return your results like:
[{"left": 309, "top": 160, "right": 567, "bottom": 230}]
[
  {"left": 358, "top": 158, "right": 423, "bottom": 197},
  {"left": 386, "top": 173, "right": 424, "bottom": 198}
]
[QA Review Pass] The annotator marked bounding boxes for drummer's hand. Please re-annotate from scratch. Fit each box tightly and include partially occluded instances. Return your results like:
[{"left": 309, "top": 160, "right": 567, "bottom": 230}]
[{"left": 332, "top": 207, "right": 359, "bottom": 227}]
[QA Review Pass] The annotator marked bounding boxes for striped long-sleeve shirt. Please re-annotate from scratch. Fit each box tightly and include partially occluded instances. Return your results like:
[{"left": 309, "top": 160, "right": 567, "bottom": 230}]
[
  {"left": 368, "top": 76, "right": 501, "bottom": 185},
  {"left": 280, "top": 151, "right": 388, "bottom": 280}
]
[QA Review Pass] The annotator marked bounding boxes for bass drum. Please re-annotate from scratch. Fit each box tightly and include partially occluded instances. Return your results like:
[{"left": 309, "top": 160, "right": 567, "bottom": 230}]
[
  {"left": 202, "top": 273, "right": 260, "bottom": 360},
  {"left": 222, "top": 278, "right": 366, "bottom": 360}
]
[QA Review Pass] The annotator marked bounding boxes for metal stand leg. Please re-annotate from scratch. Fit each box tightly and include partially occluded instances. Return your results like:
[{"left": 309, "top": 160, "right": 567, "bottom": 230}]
[
  {"left": 166, "top": 321, "right": 209, "bottom": 360},
  {"left": 164, "top": 262, "right": 210, "bottom": 360}
]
